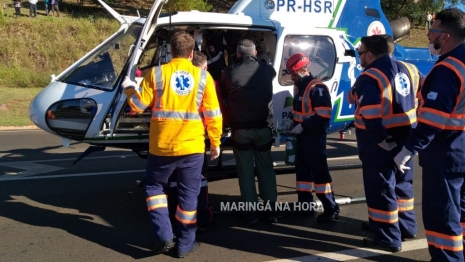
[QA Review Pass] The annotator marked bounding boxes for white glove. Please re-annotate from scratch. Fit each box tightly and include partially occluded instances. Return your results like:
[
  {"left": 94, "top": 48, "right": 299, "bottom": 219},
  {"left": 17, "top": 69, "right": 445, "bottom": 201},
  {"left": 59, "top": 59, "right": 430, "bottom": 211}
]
[
  {"left": 394, "top": 146, "right": 413, "bottom": 174},
  {"left": 290, "top": 124, "right": 303, "bottom": 134},
  {"left": 378, "top": 139, "right": 397, "bottom": 151},
  {"left": 121, "top": 76, "right": 137, "bottom": 90},
  {"left": 210, "top": 147, "right": 220, "bottom": 160}
]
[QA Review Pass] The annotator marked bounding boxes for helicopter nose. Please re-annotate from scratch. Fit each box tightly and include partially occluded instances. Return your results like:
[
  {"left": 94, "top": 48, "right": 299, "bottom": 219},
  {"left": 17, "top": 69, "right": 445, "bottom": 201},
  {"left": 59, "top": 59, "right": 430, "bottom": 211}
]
[{"left": 29, "top": 90, "right": 53, "bottom": 134}]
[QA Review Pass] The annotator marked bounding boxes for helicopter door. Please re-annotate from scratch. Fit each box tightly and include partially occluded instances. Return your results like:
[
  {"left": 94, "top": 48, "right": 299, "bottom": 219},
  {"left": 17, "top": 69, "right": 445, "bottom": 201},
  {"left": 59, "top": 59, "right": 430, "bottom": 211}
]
[
  {"left": 107, "top": 0, "right": 168, "bottom": 136},
  {"left": 273, "top": 27, "right": 357, "bottom": 132}
]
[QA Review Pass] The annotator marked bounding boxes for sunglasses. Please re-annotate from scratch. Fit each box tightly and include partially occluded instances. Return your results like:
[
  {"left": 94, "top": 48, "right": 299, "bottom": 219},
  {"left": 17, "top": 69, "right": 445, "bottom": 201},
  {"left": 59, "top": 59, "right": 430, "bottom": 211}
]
[
  {"left": 357, "top": 50, "right": 369, "bottom": 56},
  {"left": 428, "top": 28, "right": 448, "bottom": 34}
]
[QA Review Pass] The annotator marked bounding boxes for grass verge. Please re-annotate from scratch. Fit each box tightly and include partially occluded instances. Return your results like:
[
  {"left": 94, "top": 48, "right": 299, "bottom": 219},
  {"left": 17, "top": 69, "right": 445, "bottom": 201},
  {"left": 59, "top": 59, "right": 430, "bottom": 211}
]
[{"left": 0, "top": 87, "right": 42, "bottom": 127}]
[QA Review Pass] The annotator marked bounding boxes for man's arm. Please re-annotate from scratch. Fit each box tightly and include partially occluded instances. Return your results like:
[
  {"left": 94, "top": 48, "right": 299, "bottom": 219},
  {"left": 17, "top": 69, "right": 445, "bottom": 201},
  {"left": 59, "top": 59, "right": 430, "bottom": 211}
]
[
  {"left": 404, "top": 65, "right": 460, "bottom": 153},
  {"left": 123, "top": 69, "right": 155, "bottom": 113},
  {"left": 300, "top": 84, "right": 332, "bottom": 130},
  {"left": 202, "top": 74, "right": 223, "bottom": 158},
  {"left": 356, "top": 74, "right": 386, "bottom": 144}
]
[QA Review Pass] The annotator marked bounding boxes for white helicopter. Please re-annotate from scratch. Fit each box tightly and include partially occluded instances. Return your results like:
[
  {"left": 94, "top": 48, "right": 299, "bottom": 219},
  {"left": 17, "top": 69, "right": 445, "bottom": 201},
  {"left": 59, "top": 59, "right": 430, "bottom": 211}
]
[{"left": 29, "top": 0, "right": 436, "bottom": 166}]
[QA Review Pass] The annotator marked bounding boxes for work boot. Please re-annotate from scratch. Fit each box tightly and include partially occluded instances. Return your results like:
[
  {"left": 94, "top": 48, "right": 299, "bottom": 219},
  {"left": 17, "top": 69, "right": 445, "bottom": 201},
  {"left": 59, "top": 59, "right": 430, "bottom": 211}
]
[
  {"left": 316, "top": 212, "right": 339, "bottom": 222},
  {"left": 238, "top": 211, "right": 259, "bottom": 226},
  {"left": 154, "top": 239, "right": 175, "bottom": 254},
  {"left": 362, "top": 221, "right": 416, "bottom": 241},
  {"left": 362, "top": 237, "right": 401, "bottom": 252},
  {"left": 177, "top": 241, "right": 200, "bottom": 258}
]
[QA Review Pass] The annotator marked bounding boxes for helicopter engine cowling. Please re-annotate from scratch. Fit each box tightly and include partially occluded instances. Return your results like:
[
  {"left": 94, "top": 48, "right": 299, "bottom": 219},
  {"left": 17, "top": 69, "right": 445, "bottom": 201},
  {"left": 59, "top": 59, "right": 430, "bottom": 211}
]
[{"left": 390, "top": 17, "right": 411, "bottom": 42}]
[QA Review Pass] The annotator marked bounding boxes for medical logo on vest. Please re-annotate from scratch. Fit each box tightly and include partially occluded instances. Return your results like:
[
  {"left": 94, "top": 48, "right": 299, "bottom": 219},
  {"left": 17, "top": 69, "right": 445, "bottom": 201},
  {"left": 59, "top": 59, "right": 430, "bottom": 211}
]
[
  {"left": 394, "top": 72, "right": 410, "bottom": 97},
  {"left": 171, "top": 70, "right": 194, "bottom": 96}
]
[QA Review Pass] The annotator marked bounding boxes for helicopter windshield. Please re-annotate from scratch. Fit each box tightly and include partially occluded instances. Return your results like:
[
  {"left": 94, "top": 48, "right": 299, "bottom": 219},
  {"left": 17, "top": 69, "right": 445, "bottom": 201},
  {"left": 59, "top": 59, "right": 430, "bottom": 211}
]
[{"left": 59, "top": 25, "right": 142, "bottom": 90}]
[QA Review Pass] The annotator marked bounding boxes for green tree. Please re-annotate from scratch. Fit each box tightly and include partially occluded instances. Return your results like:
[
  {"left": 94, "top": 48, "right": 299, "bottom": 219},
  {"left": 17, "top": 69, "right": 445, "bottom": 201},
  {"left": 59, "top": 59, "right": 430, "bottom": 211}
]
[{"left": 380, "top": 0, "right": 465, "bottom": 25}]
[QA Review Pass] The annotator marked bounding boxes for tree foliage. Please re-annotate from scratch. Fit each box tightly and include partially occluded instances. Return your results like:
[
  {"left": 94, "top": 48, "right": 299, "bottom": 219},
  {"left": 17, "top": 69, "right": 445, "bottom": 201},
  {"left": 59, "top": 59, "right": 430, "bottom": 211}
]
[
  {"left": 164, "top": 0, "right": 213, "bottom": 12},
  {"left": 381, "top": 0, "right": 465, "bottom": 24}
]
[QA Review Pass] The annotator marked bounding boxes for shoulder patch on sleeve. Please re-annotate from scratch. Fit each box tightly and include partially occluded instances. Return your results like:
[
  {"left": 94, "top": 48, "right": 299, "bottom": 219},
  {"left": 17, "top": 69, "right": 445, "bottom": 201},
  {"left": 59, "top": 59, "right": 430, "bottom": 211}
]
[{"left": 427, "top": 91, "right": 438, "bottom": 100}]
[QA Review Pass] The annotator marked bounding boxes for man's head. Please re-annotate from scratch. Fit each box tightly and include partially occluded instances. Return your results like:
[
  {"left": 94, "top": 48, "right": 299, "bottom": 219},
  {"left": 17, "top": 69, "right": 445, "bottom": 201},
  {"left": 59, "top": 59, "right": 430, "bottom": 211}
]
[
  {"left": 284, "top": 53, "right": 311, "bottom": 84},
  {"left": 358, "top": 35, "right": 388, "bottom": 68},
  {"left": 170, "top": 31, "right": 195, "bottom": 59},
  {"left": 236, "top": 39, "right": 257, "bottom": 58},
  {"left": 427, "top": 8, "right": 465, "bottom": 55},
  {"left": 192, "top": 50, "right": 208, "bottom": 70},
  {"left": 380, "top": 34, "right": 395, "bottom": 57}
]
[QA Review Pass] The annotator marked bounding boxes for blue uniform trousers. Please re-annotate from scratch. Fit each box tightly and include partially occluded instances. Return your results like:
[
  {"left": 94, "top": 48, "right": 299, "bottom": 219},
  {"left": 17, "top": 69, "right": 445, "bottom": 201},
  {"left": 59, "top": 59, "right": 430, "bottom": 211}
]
[
  {"left": 145, "top": 153, "right": 203, "bottom": 253},
  {"left": 422, "top": 168, "right": 465, "bottom": 261},
  {"left": 295, "top": 134, "right": 339, "bottom": 214},
  {"left": 168, "top": 154, "right": 213, "bottom": 229},
  {"left": 362, "top": 151, "right": 417, "bottom": 248}
]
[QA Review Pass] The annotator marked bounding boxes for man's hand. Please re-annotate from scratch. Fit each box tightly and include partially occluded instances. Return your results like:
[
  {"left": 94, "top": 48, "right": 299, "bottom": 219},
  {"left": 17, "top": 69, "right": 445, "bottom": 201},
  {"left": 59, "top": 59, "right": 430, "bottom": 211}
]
[
  {"left": 289, "top": 124, "right": 303, "bottom": 134},
  {"left": 121, "top": 76, "right": 136, "bottom": 90},
  {"left": 378, "top": 139, "right": 397, "bottom": 151},
  {"left": 394, "top": 146, "right": 413, "bottom": 174},
  {"left": 210, "top": 147, "right": 220, "bottom": 160}
]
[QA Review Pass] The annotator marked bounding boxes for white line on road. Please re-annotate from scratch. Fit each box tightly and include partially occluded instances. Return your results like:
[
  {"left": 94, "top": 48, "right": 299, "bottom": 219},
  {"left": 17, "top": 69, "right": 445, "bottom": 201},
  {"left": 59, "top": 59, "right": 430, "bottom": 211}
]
[
  {"left": 0, "top": 162, "right": 65, "bottom": 176},
  {"left": 0, "top": 169, "right": 146, "bottom": 182},
  {"left": 268, "top": 238, "right": 428, "bottom": 262},
  {"left": 0, "top": 154, "right": 137, "bottom": 164}
]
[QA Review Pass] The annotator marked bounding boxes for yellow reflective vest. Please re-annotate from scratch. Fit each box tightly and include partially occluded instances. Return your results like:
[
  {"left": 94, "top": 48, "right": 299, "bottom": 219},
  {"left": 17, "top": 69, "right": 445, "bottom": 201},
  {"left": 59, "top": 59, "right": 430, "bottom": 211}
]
[{"left": 125, "top": 58, "right": 222, "bottom": 156}]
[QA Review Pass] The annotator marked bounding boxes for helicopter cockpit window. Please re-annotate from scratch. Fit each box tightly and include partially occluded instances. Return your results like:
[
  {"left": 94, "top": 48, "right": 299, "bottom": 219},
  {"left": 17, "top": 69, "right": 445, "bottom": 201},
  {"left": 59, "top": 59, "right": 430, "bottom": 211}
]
[
  {"left": 279, "top": 35, "right": 336, "bottom": 86},
  {"left": 59, "top": 26, "right": 141, "bottom": 90}
]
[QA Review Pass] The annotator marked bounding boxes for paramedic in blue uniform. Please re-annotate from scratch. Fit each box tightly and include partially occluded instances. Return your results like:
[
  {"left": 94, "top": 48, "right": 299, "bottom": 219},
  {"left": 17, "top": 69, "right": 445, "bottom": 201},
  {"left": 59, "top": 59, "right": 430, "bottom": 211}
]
[
  {"left": 353, "top": 35, "right": 421, "bottom": 252},
  {"left": 285, "top": 53, "right": 340, "bottom": 222},
  {"left": 395, "top": 8, "right": 465, "bottom": 261},
  {"left": 121, "top": 31, "right": 222, "bottom": 258},
  {"left": 349, "top": 34, "right": 422, "bottom": 239}
]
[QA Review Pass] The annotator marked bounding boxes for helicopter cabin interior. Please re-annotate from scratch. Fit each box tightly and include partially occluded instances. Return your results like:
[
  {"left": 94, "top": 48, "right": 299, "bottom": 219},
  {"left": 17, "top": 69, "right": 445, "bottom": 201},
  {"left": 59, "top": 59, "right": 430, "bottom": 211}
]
[{"left": 109, "top": 24, "right": 278, "bottom": 134}]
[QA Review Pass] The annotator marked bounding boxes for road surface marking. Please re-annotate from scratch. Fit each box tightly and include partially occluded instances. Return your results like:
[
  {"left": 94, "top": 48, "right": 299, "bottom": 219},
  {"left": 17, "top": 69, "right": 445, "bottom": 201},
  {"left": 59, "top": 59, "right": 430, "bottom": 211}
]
[
  {"left": 0, "top": 154, "right": 138, "bottom": 164},
  {"left": 268, "top": 238, "right": 427, "bottom": 261},
  {"left": 0, "top": 169, "right": 145, "bottom": 182},
  {"left": 0, "top": 162, "right": 64, "bottom": 176}
]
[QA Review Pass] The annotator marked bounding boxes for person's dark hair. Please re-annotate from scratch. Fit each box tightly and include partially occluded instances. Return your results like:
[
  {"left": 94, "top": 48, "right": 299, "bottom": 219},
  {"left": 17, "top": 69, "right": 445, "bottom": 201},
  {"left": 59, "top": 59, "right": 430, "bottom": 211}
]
[
  {"left": 236, "top": 39, "right": 256, "bottom": 56},
  {"left": 360, "top": 35, "right": 388, "bottom": 57},
  {"left": 170, "top": 31, "right": 195, "bottom": 58},
  {"left": 192, "top": 50, "right": 207, "bottom": 67},
  {"left": 435, "top": 8, "right": 465, "bottom": 40},
  {"left": 379, "top": 34, "right": 395, "bottom": 56}
]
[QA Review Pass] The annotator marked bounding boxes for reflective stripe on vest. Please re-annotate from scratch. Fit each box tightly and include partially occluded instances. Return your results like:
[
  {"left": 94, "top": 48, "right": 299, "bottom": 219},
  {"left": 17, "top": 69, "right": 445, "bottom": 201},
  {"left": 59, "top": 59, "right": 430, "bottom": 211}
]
[
  {"left": 151, "top": 69, "right": 207, "bottom": 121},
  {"left": 129, "top": 92, "right": 149, "bottom": 112},
  {"left": 153, "top": 66, "right": 163, "bottom": 109},
  {"left": 425, "top": 230, "right": 463, "bottom": 252},
  {"left": 146, "top": 194, "right": 168, "bottom": 211},
  {"left": 355, "top": 68, "right": 416, "bottom": 129},
  {"left": 418, "top": 57, "right": 465, "bottom": 130},
  {"left": 175, "top": 206, "right": 197, "bottom": 224},
  {"left": 293, "top": 79, "right": 331, "bottom": 122}
]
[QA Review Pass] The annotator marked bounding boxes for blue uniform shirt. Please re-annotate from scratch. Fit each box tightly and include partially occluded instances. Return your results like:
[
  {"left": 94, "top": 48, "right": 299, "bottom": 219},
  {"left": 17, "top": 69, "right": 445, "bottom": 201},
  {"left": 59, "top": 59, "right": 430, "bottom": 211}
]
[
  {"left": 292, "top": 75, "right": 331, "bottom": 135},
  {"left": 405, "top": 44, "right": 465, "bottom": 172},
  {"left": 355, "top": 55, "right": 419, "bottom": 143}
]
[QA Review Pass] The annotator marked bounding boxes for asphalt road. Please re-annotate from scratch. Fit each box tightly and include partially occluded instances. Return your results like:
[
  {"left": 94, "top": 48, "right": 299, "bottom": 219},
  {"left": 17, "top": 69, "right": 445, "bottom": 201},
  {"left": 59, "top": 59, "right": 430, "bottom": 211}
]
[{"left": 0, "top": 129, "right": 431, "bottom": 261}]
